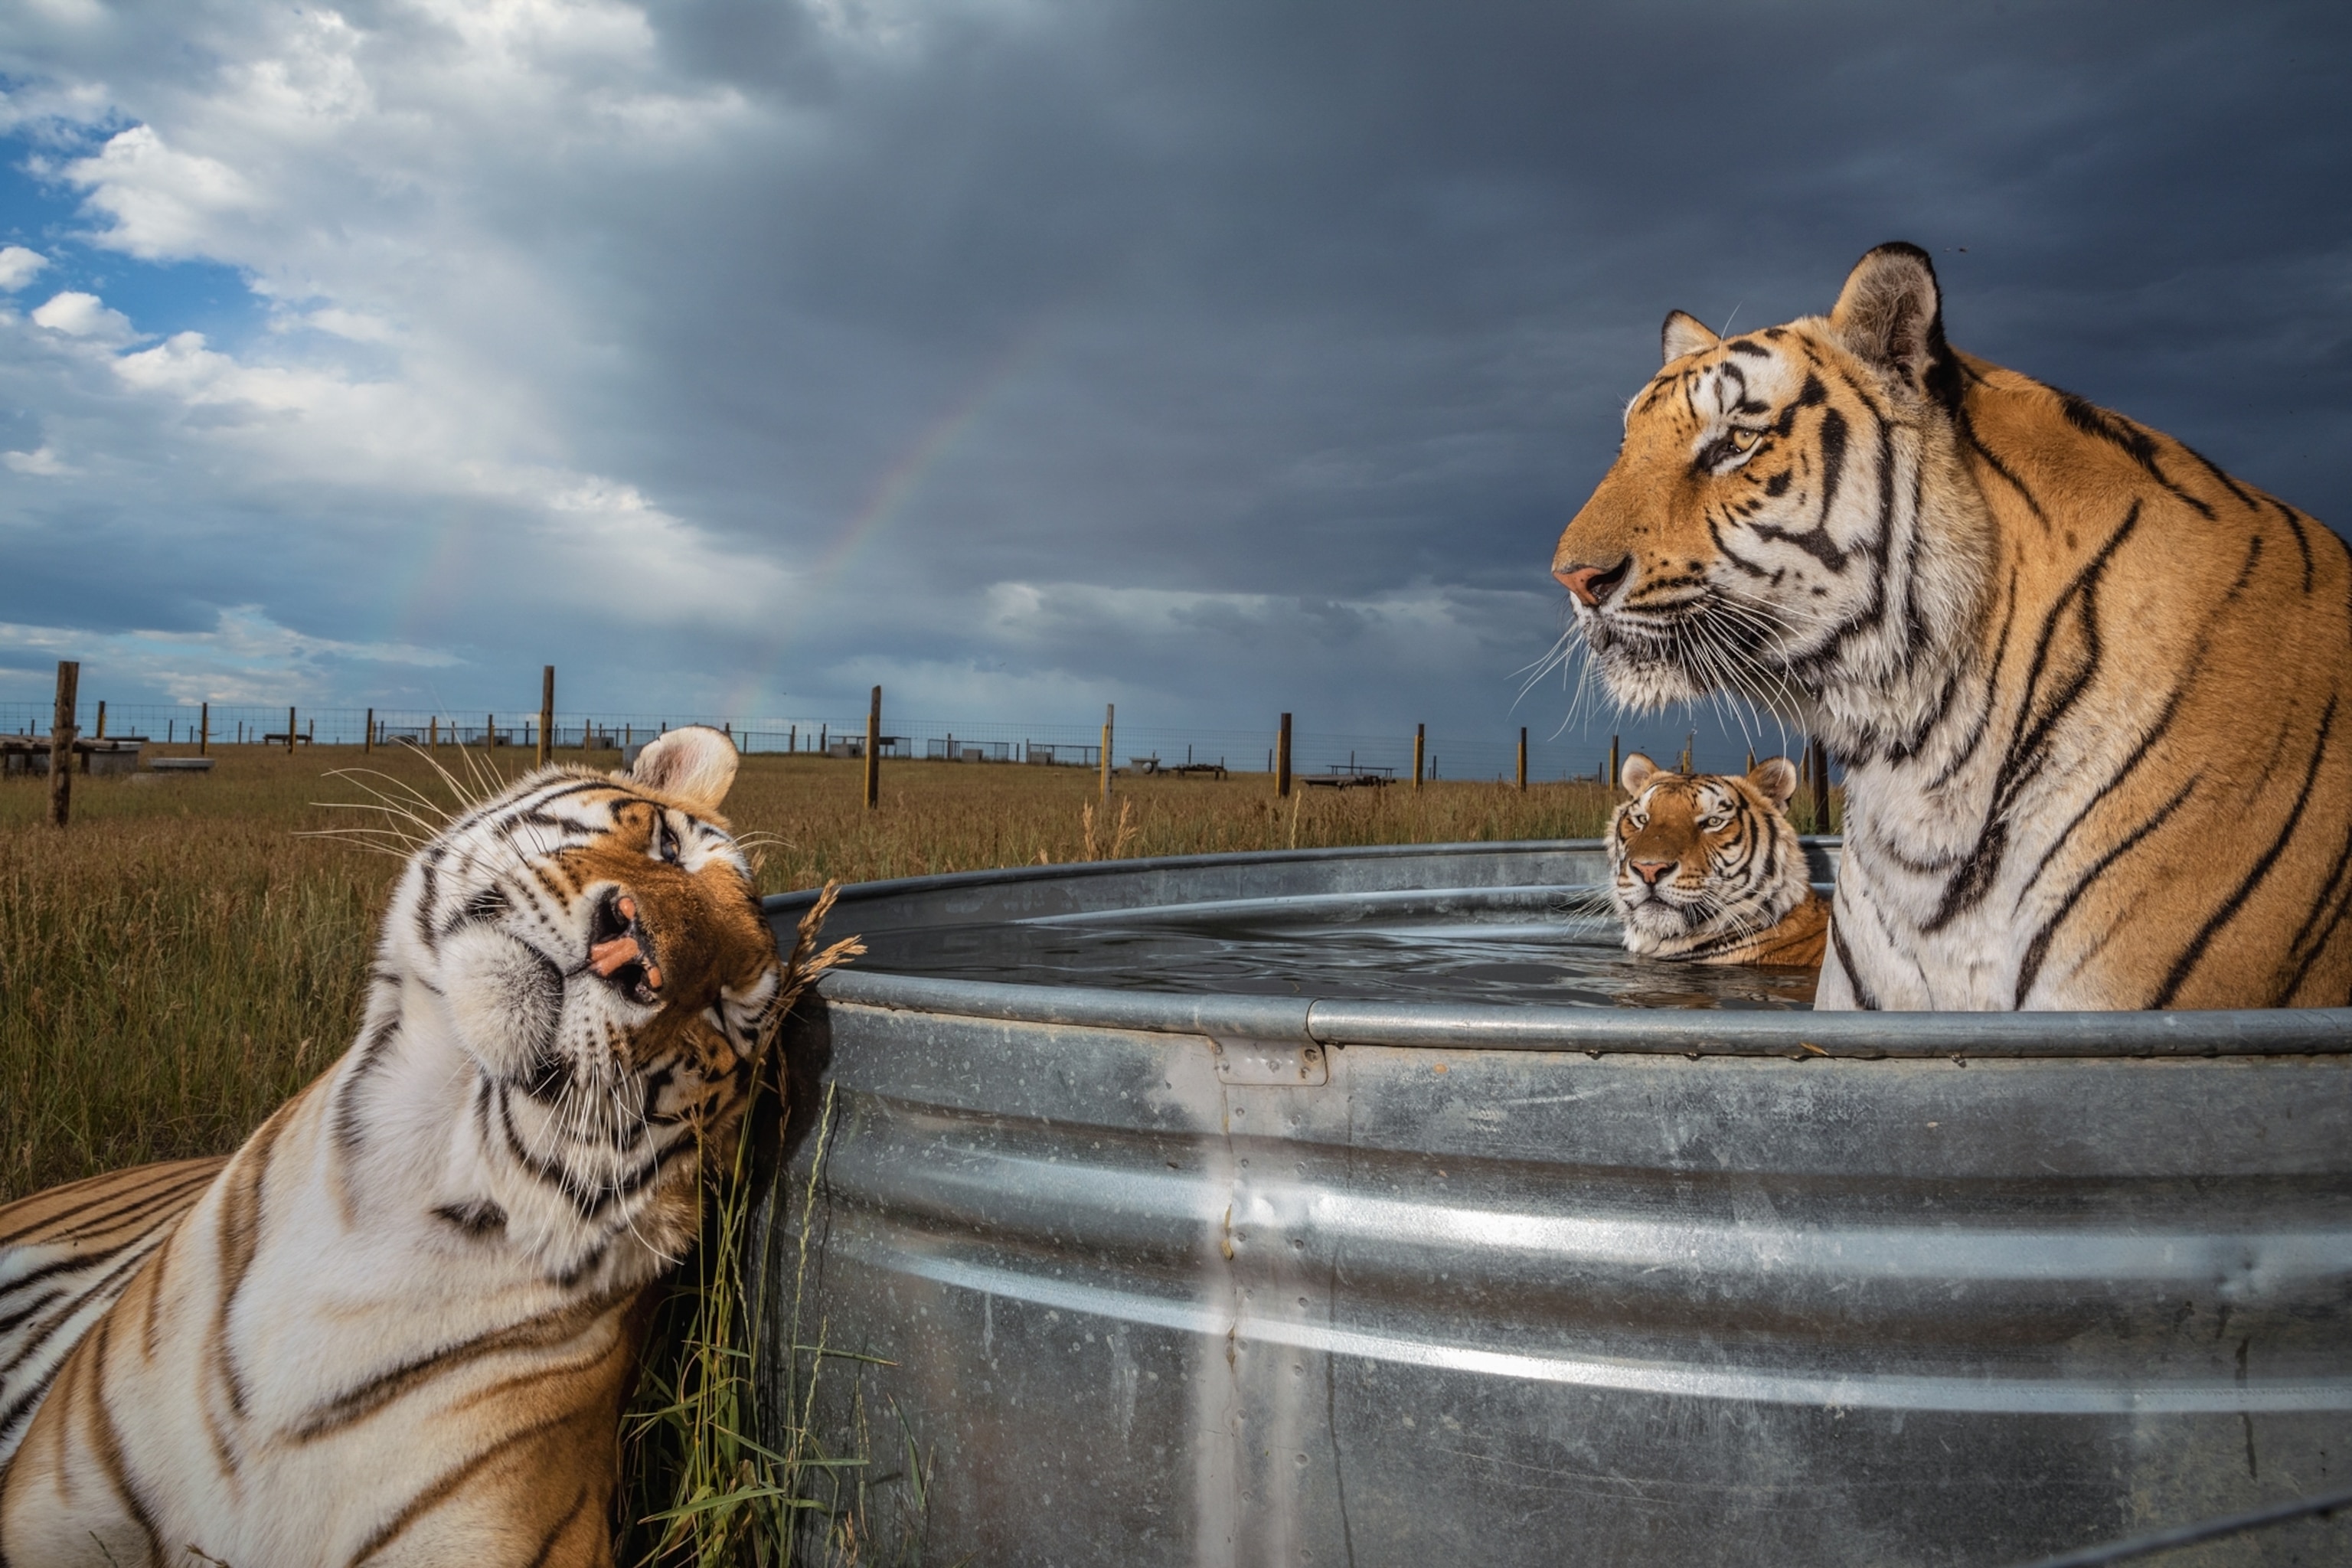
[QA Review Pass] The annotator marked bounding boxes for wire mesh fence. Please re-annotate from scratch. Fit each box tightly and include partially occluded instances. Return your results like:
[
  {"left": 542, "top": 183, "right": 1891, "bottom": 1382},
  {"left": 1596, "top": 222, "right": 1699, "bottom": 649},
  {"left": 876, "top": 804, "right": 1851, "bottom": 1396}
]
[{"left": 0, "top": 698, "right": 1815, "bottom": 788}]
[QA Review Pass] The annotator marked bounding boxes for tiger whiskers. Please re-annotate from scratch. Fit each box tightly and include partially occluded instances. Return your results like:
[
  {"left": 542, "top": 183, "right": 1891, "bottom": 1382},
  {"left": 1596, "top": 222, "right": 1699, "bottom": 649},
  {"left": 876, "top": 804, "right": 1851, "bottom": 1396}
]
[
  {"left": 305, "top": 743, "right": 514, "bottom": 856},
  {"left": 1513, "top": 625, "right": 1580, "bottom": 702}
]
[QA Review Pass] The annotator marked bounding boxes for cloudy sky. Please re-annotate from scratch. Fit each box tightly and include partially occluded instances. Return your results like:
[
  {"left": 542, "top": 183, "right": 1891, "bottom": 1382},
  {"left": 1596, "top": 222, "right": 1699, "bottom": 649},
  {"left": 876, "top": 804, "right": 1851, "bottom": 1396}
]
[{"left": 2, "top": 0, "right": 2347, "bottom": 764}]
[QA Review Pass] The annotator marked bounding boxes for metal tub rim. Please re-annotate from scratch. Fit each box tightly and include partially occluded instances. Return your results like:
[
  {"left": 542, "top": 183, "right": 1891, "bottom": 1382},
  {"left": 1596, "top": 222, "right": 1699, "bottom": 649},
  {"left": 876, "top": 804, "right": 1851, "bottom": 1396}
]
[
  {"left": 761, "top": 835, "right": 1672, "bottom": 917},
  {"left": 766, "top": 840, "right": 2352, "bottom": 1060}
]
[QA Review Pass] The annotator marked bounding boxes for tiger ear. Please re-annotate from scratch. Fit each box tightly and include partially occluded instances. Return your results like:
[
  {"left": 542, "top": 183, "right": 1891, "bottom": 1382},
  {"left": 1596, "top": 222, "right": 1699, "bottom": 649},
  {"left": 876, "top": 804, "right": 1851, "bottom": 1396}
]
[
  {"left": 1748, "top": 756, "right": 1800, "bottom": 811},
  {"left": 1620, "top": 752, "right": 1661, "bottom": 795},
  {"left": 1661, "top": 311, "right": 1719, "bottom": 365},
  {"left": 1830, "top": 242, "right": 1952, "bottom": 403},
  {"left": 627, "top": 724, "right": 739, "bottom": 815}
]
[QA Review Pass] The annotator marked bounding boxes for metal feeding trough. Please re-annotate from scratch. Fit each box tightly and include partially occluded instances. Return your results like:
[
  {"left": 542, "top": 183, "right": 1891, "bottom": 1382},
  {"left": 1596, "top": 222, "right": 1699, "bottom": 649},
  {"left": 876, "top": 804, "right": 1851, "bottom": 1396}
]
[{"left": 754, "top": 842, "right": 2352, "bottom": 1566}]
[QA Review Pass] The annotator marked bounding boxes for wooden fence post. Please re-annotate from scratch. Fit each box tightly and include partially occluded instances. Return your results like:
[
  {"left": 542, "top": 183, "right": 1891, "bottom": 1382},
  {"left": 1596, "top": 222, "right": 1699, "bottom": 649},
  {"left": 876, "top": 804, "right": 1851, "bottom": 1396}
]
[
  {"left": 1517, "top": 727, "right": 1527, "bottom": 792},
  {"left": 1413, "top": 724, "right": 1425, "bottom": 792},
  {"left": 537, "top": 666, "right": 555, "bottom": 767},
  {"left": 864, "top": 686, "right": 882, "bottom": 810},
  {"left": 429, "top": 717, "right": 438, "bottom": 753},
  {"left": 1607, "top": 733, "right": 1620, "bottom": 792},
  {"left": 1276, "top": 713, "right": 1292, "bottom": 799},
  {"left": 286, "top": 705, "right": 297, "bottom": 755},
  {"left": 200, "top": 701, "right": 209, "bottom": 757},
  {"left": 364, "top": 707, "right": 373, "bottom": 755},
  {"left": 47, "top": 660, "right": 78, "bottom": 828},
  {"left": 1100, "top": 704, "right": 1114, "bottom": 802},
  {"left": 95, "top": 701, "right": 106, "bottom": 740}
]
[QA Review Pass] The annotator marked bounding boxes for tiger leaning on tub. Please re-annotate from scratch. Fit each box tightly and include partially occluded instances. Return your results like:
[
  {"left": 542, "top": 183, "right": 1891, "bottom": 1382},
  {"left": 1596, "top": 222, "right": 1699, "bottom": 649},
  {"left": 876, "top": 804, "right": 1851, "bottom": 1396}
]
[{"left": 0, "top": 726, "right": 804, "bottom": 1567}]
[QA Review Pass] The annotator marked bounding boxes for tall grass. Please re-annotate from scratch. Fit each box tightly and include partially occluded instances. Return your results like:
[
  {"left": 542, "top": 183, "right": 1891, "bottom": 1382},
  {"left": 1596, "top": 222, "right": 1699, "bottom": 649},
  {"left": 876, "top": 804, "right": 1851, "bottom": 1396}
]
[
  {"left": 0, "top": 743, "right": 1687, "bottom": 1558},
  {"left": 2, "top": 746, "right": 1620, "bottom": 1203},
  {"left": 618, "top": 894, "right": 880, "bottom": 1568}
]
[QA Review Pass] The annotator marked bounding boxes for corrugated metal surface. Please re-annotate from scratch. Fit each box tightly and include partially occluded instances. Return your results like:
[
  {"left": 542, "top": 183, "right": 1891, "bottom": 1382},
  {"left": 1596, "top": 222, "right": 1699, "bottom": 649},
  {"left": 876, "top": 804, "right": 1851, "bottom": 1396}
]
[{"left": 755, "top": 844, "right": 2352, "bottom": 1566}]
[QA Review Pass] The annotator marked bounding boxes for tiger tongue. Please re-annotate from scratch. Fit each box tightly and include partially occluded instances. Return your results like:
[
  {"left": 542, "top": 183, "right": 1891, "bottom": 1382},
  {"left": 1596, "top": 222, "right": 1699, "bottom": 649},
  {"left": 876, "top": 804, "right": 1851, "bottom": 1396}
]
[{"left": 590, "top": 935, "right": 642, "bottom": 976}]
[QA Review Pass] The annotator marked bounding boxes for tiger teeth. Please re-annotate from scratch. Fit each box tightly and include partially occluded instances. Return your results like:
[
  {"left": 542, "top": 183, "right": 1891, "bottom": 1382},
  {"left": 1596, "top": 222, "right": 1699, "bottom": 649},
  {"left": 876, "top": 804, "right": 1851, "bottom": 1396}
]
[{"left": 590, "top": 936, "right": 642, "bottom": 975}]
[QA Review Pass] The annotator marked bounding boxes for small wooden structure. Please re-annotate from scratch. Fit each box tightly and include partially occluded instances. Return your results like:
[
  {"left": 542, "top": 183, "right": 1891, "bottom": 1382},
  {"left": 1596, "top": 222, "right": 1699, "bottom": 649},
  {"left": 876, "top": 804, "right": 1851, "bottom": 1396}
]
[
  {"left": 2, "top": 736, "right": 147, "bottom": 777},
  {"left": 1304, "top": 764, "right": 1395, "bottom": 789}
]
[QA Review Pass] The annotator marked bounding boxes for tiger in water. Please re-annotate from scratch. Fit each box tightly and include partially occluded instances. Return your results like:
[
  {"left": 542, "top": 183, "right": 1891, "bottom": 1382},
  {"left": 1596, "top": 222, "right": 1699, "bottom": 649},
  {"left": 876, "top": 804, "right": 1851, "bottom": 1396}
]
[
  {"left": 1552, "top": 243, "right": 2352, "bottom": 1011},
  {"left": 1607, "top": 753, "right": 1829, "bottom": 969},
  {"left": 0, "top": 726, "right": 791, "bottom": 1566}
]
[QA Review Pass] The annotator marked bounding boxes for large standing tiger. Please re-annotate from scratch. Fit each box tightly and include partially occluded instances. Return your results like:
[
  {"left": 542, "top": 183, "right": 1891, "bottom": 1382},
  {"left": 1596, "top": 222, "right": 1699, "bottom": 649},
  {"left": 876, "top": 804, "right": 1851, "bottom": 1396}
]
[
  {"left": 0, "top": 726, "right": 785, "bottom": 1565},
  {"left": 1551, "top": 243, "right": 2352, "bottom": 1010},
  {"left": 1608, "top": 753, "right": 1830, "bottom": 969}
]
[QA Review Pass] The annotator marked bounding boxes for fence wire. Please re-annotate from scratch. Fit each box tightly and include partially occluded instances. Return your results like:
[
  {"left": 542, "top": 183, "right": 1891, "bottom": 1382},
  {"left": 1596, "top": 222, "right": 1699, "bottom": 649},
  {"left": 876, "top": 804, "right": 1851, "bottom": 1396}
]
[{"left": 0, "top": 700, "right": 1828, "bottom": 787}]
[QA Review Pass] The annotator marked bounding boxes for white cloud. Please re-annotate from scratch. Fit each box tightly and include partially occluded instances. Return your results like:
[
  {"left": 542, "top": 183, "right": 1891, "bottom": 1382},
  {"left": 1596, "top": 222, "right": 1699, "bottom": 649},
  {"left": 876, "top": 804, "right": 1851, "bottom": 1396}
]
[
  {"left": 61, "top": 126, "right": 261, "bottom": 261},
  {"left": 0, "top": 607, "right": 463, "bottom": 707},
  {"left": 28, "top": 289, "right": 134, "bottom": 342},
  {"left": 88, "top": 326, "right": 790, "bottom": 630},
  {"left": 507, "top": 470, "right": 795, "bottom": 628},
  {"left": 4, "top": 445, "right": 69, "bottom": 475},
  {"left": 0, "top": 246, "right": 47, "bottom": 292},
  {"left": 300, "top": 306, "right": 396, "bottom": 343}
]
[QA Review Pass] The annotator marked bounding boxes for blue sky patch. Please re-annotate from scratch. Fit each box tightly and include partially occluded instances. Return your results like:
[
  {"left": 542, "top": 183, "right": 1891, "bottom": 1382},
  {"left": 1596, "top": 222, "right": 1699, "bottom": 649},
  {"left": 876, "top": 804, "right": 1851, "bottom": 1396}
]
[{"left": 1, "top": 130, "right": 266, "bottom": 351}]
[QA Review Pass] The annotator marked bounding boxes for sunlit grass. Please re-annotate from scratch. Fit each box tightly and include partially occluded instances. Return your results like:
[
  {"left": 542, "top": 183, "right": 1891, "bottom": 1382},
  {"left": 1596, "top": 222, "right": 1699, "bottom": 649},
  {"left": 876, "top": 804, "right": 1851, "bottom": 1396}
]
[
  {"left": 0, "top": 741, "right": 1664, "bottom": 1561},
  {"left": 2, "top": 742, "right": 1617, "bottom": 1203}
]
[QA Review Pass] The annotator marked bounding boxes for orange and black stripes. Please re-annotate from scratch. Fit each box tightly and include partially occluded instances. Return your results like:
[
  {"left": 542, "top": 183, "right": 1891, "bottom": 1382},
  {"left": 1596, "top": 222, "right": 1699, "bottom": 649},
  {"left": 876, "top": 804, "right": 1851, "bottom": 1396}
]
[
  {"left": 1607, "top": 759, "right": 1827, "bottom": 969},
  {"left": 1554, "top": 242, "right": 2352, "bottom": 1010},
  {"left": 0, "top": 728, "right": 784, "bottom": 1566},
  {"left": 0, "top": 1157, "right": 226, "bottom": 1465}
]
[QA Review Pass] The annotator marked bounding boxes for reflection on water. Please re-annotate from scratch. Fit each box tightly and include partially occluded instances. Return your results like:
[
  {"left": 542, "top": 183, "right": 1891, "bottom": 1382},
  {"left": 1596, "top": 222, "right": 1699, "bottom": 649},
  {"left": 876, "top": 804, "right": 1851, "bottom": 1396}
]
[{"left": 857, "top": 894, "right": 1817, "bottom": 1011}]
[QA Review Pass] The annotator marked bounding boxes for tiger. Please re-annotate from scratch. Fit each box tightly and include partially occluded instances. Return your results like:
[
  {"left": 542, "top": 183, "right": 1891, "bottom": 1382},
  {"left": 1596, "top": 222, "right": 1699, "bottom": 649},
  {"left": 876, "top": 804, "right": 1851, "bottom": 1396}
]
[
  {"left": 0, "top": 725, "right": 787, "bottom": 1566},
  {"left": 1551, "top": 242, "right": 2352, "bottom": 1011},
  {"left": 1608, "top": 753, "right": 1830, "bottom": 969}
]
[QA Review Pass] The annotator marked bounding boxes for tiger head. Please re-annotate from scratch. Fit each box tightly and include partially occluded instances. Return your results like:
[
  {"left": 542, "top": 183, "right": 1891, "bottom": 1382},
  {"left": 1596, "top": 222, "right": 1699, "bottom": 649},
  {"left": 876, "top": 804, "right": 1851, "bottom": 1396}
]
[
  {"left": 353, "top": 725, "right": 782, "bottom": 1282},
  {"left": 1608, "top": 753, "right": 1812, "bottom": 956},
  {"left": 1550, "top": 243, "right": 1994, "bottom": 754}
]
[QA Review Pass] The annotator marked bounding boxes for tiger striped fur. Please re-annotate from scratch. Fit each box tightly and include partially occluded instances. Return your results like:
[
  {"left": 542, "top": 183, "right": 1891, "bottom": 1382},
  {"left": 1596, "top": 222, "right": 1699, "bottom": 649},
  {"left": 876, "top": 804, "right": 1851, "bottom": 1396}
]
[
  {"left": 0, "top": 725, "right": 783, "bottom": 1566},
  {"left": 1553, "top": 243, "right": 2352, "bottom": 1010},
  {"left": 0, "top": 1158, "right": 229, "bottom": 1464},
  {"left": 1607, "top": 753, "right": 1828, "bottom": 969}
]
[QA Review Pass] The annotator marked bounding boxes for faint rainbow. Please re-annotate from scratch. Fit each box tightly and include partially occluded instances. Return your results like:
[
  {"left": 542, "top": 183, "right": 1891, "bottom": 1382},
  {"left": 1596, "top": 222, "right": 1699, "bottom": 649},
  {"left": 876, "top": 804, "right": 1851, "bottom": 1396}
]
[
  {"left": 723, "top": 304, "right": 1080, "bottom": 717},
  {"left": 387, "top": 503, "right": 478, "bottom": 647}
]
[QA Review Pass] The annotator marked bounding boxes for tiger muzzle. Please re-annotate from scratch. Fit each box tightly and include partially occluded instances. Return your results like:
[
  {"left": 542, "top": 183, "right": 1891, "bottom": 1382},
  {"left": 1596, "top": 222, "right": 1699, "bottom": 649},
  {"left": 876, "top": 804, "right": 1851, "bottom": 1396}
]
[
  {"left": 1554, "top": 554, "right": 1632, "bottom": 608},
  {"left": 589, "top": 888, "right": 665, "bottom": 1004}
]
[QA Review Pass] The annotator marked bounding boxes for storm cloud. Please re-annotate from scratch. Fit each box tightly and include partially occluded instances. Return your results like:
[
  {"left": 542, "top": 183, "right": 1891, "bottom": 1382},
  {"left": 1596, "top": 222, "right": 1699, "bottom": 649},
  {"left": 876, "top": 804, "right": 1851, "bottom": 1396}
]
[{"left": 1, "top": 0, "right": 2346, "bottom": 762}]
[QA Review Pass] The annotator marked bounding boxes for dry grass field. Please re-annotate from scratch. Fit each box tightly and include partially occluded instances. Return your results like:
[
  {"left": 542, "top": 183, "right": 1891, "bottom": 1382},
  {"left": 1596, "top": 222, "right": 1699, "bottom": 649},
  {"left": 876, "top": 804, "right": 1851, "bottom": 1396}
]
[
  {"left": 2, "top": 742, "right": 1815, "bottom": 1561},
  {"left": 1, "top": 743, "right": 1622, "bottom": 1204}
]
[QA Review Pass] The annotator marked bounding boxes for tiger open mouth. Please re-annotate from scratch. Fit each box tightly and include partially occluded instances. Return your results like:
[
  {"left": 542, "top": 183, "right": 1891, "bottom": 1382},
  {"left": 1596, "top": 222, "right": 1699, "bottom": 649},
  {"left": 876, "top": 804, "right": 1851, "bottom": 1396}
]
[{"left": 588, "top": 888, "right": 664, "bottom": 1005}]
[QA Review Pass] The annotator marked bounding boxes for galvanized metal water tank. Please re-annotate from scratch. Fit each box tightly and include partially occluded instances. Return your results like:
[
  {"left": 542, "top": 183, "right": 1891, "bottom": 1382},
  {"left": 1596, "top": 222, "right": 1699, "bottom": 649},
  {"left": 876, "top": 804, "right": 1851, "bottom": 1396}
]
[{"left": 756, "top": 841, "right": 2352, "bottom": 1566}]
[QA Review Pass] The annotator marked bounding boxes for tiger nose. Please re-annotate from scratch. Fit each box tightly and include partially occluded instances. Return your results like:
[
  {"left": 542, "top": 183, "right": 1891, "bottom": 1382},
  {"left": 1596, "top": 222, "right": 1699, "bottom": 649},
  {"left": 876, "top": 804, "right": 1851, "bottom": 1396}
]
[
  {"left": 1554, "top": 555, "right": 1632, "bottom": 606},
  {"left": 1629, "top": 858, "right": 1674, "bottom": 886}
]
